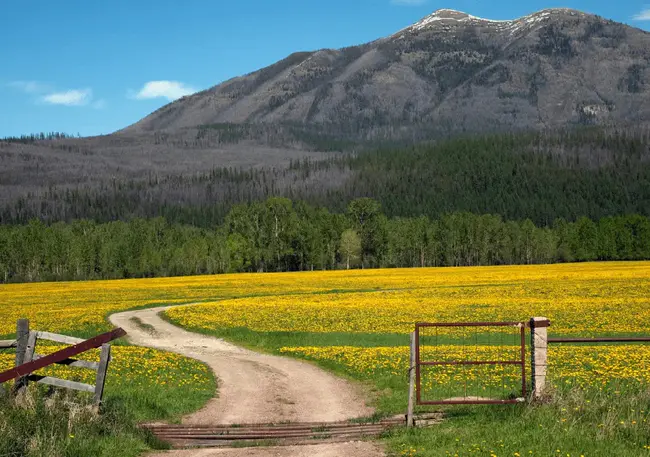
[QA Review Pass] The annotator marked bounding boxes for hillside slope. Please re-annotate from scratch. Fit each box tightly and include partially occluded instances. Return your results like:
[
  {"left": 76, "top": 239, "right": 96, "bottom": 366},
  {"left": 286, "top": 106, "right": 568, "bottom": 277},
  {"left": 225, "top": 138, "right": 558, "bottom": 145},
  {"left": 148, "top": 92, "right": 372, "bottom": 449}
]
[{"left": 3, "top": 128, "right": 650, "bottom": 226}]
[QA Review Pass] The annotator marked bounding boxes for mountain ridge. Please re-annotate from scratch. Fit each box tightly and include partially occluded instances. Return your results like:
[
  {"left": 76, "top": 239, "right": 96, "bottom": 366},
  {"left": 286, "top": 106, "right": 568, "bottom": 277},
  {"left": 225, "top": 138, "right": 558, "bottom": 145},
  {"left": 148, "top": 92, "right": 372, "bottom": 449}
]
[{"left": 122, "top": 7, "right": 650, "bottom": 140}]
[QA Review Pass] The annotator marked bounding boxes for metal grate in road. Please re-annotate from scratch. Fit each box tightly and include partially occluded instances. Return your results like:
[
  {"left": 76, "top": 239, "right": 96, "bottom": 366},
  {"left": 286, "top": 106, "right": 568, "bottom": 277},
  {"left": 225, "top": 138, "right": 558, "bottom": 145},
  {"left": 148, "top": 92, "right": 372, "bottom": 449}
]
[{"left": 143, "top": 414, "right": 442, "bottom": 448}]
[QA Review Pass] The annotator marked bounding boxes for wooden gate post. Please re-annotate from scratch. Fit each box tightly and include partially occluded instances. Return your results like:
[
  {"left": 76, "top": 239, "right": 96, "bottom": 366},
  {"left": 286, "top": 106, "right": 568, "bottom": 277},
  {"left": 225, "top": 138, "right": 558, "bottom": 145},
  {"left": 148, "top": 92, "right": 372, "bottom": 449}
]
[
  {"left": 530, "top": 317, "right": 550, "bottom": 400},
  {"left": 406, "top": 331, "right": 416, "bottom": 427}
]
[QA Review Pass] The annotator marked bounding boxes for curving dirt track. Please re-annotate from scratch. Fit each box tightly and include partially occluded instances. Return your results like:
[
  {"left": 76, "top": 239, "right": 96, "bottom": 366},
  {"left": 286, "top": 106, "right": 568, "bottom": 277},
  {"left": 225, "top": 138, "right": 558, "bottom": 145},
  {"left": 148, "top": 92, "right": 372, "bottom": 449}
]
[{"left": 109, "top": 306, "right": 383, "bottom": 457}]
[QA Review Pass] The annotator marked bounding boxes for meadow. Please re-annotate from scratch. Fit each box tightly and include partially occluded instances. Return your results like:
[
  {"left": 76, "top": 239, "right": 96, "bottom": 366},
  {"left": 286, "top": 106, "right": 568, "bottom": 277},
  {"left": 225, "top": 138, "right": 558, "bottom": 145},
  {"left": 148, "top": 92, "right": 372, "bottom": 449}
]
[
  {"left": 2, "top": 262, "right": 648, "bottom": 338},
  {"left": 1, "top": 261, "right": 649, "bottom": 456}
]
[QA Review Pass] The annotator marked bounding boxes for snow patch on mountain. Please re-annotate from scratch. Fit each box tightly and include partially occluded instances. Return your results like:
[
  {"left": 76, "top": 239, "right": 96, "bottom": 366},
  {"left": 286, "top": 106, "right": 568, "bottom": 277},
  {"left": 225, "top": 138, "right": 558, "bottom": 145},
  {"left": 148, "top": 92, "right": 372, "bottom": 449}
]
[{"left": 399, "top": 8, "right": 584, "bottom": 35}]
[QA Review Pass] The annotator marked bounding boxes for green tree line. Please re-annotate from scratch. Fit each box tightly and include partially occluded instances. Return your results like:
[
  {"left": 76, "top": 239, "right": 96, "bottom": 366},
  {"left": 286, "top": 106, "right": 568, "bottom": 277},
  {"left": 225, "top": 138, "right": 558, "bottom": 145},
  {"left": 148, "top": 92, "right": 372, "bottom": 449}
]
[{"left": 1, "top": 197, "right": 649, "bottom": 283}]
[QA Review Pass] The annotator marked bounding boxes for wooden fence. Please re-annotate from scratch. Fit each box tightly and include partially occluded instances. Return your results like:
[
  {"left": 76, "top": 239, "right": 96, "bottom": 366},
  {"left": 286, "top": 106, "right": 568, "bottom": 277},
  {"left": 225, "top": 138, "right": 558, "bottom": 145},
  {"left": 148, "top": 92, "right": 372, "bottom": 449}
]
[{"left": 0, "top": 319, "right": 125, "bottom": 407}]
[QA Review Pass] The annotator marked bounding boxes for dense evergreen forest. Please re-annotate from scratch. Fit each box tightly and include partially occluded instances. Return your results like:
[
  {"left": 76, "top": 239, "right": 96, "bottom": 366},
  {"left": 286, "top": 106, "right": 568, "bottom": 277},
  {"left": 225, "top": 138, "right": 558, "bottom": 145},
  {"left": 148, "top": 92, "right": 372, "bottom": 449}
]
[
  {"left": 2, "top": 127, "right": 649, "bottom": 227},
  {"left": 1, "top": 197, "right": 649, "bottom": 283},
  {"left": 340, "top": 129, "right": 650, "bottom": 226}
]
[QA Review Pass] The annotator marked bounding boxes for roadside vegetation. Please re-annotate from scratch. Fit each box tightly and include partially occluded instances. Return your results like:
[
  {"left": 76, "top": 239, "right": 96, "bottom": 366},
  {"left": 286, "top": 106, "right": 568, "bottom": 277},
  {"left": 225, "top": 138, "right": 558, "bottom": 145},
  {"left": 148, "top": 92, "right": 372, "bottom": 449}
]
[
  {"left": 387, "top": 385, "right": 650, "bottom": 457},
  {"left": 0, "top": 345, "right": 215, "bottom": 457}
]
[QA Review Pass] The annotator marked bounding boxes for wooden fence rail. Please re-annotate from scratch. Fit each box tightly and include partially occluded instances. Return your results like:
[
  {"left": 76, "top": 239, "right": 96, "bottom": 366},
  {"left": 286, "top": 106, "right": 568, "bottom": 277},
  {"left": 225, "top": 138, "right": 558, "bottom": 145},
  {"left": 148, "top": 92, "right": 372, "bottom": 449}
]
[
  {"left": 0, "top": 340, "right": 17, "bottom": 349},
  {"left": 0, "top": 319, "right": 126, "bottom": 407}
]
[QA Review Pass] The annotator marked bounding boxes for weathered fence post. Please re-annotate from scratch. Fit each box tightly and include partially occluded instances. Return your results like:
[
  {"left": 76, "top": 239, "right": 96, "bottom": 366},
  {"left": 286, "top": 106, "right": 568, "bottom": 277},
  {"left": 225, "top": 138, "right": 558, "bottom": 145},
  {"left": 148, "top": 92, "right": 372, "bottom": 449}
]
[
  {"left": 14, "top": 331, "right": 37, "bottom": 394},
  {"left": 94, "top": 344, "right": 111, "bottom": 408},
  {"left": 406, "top": 330, "right": 416, "bottom": 427},
  {"left": 14, "top": 319, "right": 29, "bottom": 367},
  {"left": 13, "top": 319, "right": 31, "bottom": 393},
  {"left": 530, "top": 317, "right": 550, "bottom": 400}
]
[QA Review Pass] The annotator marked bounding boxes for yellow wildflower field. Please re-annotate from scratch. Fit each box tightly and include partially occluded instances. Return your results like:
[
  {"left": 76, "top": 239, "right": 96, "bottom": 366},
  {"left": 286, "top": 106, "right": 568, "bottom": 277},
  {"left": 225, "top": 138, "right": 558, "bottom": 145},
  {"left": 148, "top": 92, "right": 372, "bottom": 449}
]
[
  {"left": 1, "top": 261, "right": 648, "bottom": 337},
  {"left": 1, "top": 261, "right": 649, "bottom": 406},
  {"left": 167, "top": 262, "right": 650, "bottom": 336}
]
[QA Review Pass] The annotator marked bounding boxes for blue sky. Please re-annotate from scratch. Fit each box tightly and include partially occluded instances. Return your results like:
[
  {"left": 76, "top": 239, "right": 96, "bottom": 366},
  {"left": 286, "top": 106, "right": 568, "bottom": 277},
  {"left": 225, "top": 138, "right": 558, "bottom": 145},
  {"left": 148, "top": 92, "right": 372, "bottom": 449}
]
[{"left": 1, "top": 0, "right": 649, "bottom": 138}]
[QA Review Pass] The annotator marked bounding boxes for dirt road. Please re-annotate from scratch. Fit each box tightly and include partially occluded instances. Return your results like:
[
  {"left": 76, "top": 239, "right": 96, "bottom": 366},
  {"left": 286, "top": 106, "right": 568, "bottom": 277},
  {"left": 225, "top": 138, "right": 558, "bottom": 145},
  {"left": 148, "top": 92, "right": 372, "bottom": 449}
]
[{"left": 109, "top": 306, "right": 383, "bottom": 457}]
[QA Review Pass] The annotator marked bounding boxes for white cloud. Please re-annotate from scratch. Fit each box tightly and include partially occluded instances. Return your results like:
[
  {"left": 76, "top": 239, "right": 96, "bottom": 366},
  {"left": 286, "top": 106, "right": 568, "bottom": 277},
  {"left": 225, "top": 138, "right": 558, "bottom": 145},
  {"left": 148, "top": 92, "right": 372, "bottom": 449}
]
[
  {"left": 391, "top": 0, "right": 427, "bottom": 5},
  {"left": 42, "top": 89, "right": 93, "bottom": 106},
  {"left": 8, "top": 80, "right": 50, "bottom": 93},
  {"left": 633, "top": 8, "right": 650, "bottom": 20},
  {"left": 11, "top": 82, "right": 101, "bottom": 108},
  {"left": 133, "top": 80, "right": 196, "bottom": 101}
]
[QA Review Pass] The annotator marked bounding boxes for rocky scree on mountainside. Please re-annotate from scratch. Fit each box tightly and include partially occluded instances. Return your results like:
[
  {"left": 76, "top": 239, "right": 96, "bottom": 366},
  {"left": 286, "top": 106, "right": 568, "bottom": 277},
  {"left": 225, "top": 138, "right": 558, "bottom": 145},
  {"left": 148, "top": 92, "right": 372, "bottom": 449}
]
[{"left": 124, "top": 8, "right": 650, "bottom": 140}]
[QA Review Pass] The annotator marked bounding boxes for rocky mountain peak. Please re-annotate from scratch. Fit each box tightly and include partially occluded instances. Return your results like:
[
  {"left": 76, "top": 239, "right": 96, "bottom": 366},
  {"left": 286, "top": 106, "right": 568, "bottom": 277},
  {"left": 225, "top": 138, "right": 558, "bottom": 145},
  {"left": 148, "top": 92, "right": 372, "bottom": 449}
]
[
  {"left": 405, "top": 8, "right": 499, "bottom": 32},
  {"left": 429, "top": 9, "right": 472, "bottom": 20},
  {"left": 123, "top": 8, "right": 650, "bottom": 139},
  {"left": 404, "top": 7, "right": 589, "bottom": 33}
]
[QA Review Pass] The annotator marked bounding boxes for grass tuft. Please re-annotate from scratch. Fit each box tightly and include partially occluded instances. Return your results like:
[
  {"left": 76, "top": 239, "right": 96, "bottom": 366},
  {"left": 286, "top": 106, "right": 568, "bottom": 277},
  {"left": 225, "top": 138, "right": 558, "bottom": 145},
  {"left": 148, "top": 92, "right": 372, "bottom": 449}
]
[{"left": 129, "top": 317, "right": 157, "bottom": 334}]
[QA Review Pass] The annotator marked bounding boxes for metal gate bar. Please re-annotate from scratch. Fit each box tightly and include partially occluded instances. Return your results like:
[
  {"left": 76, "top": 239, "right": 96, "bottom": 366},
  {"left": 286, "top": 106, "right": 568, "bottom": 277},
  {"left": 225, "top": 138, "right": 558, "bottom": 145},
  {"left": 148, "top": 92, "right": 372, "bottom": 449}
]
[
  {"left": 415, "top": 321, "right": 527, "bottom": 405},
  {"left": 549, "top": 336, "right": 650, "bottom": 343}
]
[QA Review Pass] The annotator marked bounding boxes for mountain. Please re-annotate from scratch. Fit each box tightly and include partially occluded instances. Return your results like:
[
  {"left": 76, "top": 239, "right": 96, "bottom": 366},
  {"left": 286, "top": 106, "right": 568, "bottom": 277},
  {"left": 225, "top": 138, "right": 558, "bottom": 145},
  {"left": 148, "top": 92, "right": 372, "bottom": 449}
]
[
  {"left": 3, "top": 8, "right": 650, "bottom": 227},
  {"left": 124, "top": 8, "right": 650, "bottom": 139}
]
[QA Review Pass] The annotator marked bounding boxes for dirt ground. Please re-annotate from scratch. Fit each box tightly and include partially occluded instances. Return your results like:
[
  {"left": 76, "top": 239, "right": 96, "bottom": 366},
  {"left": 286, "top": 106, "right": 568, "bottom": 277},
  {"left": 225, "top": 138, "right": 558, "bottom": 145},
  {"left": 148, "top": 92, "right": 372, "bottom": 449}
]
[
  {"left": 109, "top": 307, "right": 384, "bottom": 457},
  {"left": 144, "top": 442, "right": 384, "bottom": 457}
]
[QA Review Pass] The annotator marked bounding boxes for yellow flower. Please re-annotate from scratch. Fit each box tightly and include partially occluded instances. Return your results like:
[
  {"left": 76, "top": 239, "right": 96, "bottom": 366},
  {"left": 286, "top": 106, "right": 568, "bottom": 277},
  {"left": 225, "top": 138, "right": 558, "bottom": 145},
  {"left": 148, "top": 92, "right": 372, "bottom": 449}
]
[{"left": 3, "top": 262, "right": 650, "bottom": 338}]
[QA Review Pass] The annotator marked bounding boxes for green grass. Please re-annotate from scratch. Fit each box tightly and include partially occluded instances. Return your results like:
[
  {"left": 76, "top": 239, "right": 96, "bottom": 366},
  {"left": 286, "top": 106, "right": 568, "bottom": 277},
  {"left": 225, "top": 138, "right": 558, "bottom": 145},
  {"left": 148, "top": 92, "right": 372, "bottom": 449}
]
[
  {"left": 0, "top": 359, "right": 216, "bottom": 457},
  {"left": 165, "top": 324, "right": 414, "bottom": 349},
  {"left": 129, "top": 317, "right": 157, "bottom": 334},
  {"left": 385, "top": 386, "right": 650, "bottom": 457},
  {"left": 165, "top": 313, "right": 650, "bottom": 457},
  {"left": 164, "top": 324, "right": 532, "bottom": 350}
]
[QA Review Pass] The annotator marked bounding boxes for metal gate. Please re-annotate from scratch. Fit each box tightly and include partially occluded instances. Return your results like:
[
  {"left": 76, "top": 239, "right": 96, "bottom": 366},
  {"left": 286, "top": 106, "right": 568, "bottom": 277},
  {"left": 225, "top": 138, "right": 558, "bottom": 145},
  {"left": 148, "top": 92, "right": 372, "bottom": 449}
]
[{"left": 415, "top": 322, "right": 527, "bottom": 405}]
